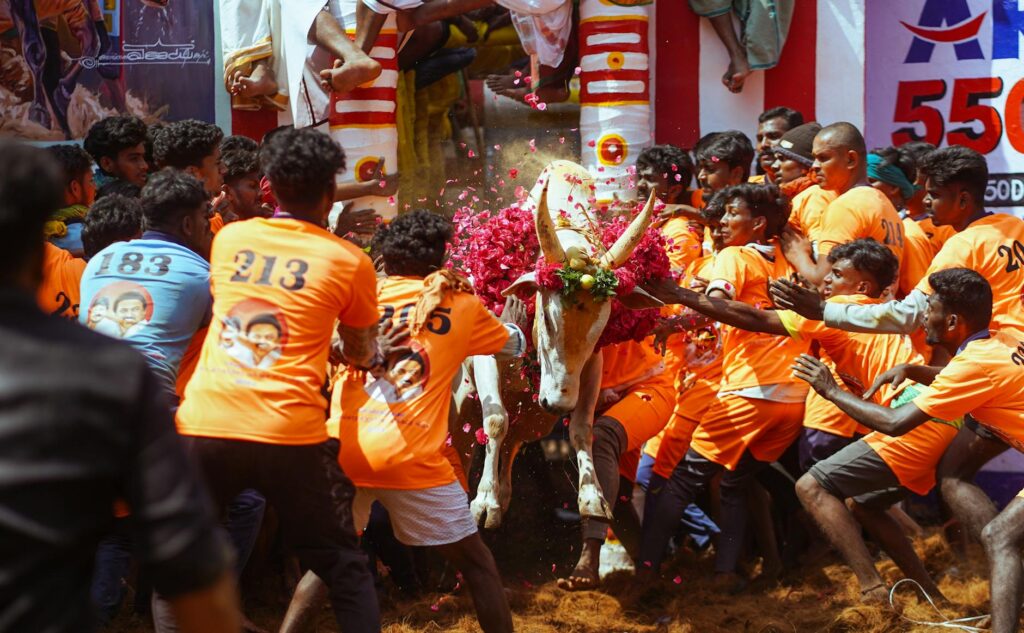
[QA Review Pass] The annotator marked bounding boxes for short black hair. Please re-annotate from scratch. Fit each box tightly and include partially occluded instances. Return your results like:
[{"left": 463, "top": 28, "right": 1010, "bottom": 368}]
[
  {"left": 82, "top": 194, "right": 143, "bottom": 258},
  {"left": 83, "top": 116, "right": 148, "bottom": 167},
  {"left": 96, "top": 179, "right": 141, "bottom": 200},
  {"left": 827, "top": 238, "right": 899, "bottom": 291},
  {"left": 870, "top": 146, "right": 917, "bottom": 183},
  {"left": 718, "top": 183, "right": 790, "bottom": 239},
  {"left": 929, "top": 268, "right": 993, "bottom": 332},
  {"left": 898, "top": 141, "right": 936, "bottom": 167},
  {"left": 758, "top": 106, "right": 804, "bottom": 129},
  {"left": 694, "top": 130, "right": 755, "bottom": 179},
  {"left": 0, "top": 140, "right": 62, "bottom": 277},
  {"left": 222, "top": 149, "right": 260, "bottom": 185},
  {"left": 260, "top": 127, "right": 345, "bottom": 209},
  {"left": 221, "top": 135, "right": 259, "bottom": 154},
  {"left": 114, "top": 290, "right": 148, "bottom": 311},
  {"left": 139, "top": 168, "right": 208, "bottom": 232},
  {"left": 246, "top": 313, "right": 282, "bottom": 336},
  {"left": 152, "top": 119, "right": 224, "bottom": 170},
  {"left": 371, "top": 209, "right": 452, "bottom": 277},
  {"left": 701, "top": 189, "right": 728, "bottom": 224},
  {"left": 636, "top": 144, "right": 694, "bottom": 190},
  {"left": 45, "top": 144, "right": 93, "bottom": 189},
  {"left": 918, "top": 146, "right": 988, "bottom": 205}
]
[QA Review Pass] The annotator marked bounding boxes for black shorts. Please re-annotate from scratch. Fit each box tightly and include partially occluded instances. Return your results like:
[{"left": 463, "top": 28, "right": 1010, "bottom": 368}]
[{"left": 808, "top": 439, "right": 909, "bottom": 510}]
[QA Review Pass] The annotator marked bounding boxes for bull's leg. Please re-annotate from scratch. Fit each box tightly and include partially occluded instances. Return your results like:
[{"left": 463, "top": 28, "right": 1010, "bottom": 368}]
[
  {"left": 469, "top": 355, "right": 509, "bottom": 529},
  {"left": 496, "top": 437, "right": 522, "bottom": 514},
  {"left": 569, "top": 352, "right": 612, "bottom": 520}
]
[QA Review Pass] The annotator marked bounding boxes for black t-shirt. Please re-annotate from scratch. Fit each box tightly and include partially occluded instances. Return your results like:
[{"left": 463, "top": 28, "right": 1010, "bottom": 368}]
[{"left": 0, "top": 290, "right": 231, "bottom": 633}]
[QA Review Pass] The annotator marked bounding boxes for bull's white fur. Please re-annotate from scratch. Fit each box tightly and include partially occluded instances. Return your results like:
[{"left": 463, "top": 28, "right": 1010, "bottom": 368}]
[{"left": 468, "top": 354, "right": 509, "bottom": 529}]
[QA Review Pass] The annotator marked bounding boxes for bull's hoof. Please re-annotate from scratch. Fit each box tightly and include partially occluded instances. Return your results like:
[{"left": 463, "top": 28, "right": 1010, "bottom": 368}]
[
  {"left": 578, "top": 485, "right": 613, "bottom": 520},
  {"left": 471, "top": 496, "right": 503, "bottom": 529}
]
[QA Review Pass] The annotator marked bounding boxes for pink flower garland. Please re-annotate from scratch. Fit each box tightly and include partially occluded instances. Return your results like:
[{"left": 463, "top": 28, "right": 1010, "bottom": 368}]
[{"left": 449, "top": 202, "right": 672, "bottom": 350}]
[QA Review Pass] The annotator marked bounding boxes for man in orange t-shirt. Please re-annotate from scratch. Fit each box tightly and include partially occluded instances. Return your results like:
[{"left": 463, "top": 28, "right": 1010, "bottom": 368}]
[
  {"left": 37, "top": 242, "right": 86, "bottom": 319},
  {"left": 780, "top": 123, "right": 905, "bottom": 288},
  {"left": 638, "top": 183, "right": 807, "bottom": 586},
  {"left": 790, "top": 268, "right": 1010, "bottom": 603},
  {"left": 175, "top": 129, "right": 381, "bottom": 632},
  {"left": 285, "top": 211, "right": 524, "bottom": 633},
  {"left": 636, "top": 144, "right": 704, "bottom": 272}
]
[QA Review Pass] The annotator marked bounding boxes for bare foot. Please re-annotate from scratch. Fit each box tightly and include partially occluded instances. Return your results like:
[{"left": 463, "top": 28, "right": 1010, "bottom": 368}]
[
  {"left": 485, "top": 72, "right": 571, "bottom": 106},
  {"left": 319, "top": 56, "right": 382, "bottom": 94},
  {"left": 231, "top": 61, "right": 278, "bottom": 99},
  {"left": 557, "top": 545, "right": 601, "bottom": 591},
  {"left": 722, "top": 53, "right": 751, "bottom": 93}
]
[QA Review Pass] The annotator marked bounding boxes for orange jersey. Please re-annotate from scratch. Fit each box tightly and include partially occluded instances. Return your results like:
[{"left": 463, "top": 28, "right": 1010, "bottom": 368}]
[
  {"left": 863, "top": 421, "right": 959, "bottom": 495},
  {"left": 916, "top": 213, "right": 1024, "bottom": 333},
  {"left": 661, "top": 217, "right": 704, "bottom": 272},
  {"left": 788, "top": 184, "right": 837, "bottom": 241},
  {"left": 663, "top": 254, "right": 722, "bottom": 382},
  {"left": 37, "top": 242, "right": 86, "bottom": 320},
  {"left": 913, "top": 330, "right": 1024, "bottom": 450},
  {"left": 915, "top": 215, "right": 956, "bottom": 253},
  {"left": 335, "top": 276, "right": 509, "bottom": 489},
  {"left": 600, "top": 339, "right": 663, "bottom": 390},
  {"left": 174, "top": 327, "right": 207, "bottom": 399},
  {"left": 210, "top": 213, "right": 225, "bottom": 234},
  {"left": 816, "top": 186, "right": 905, "bottom": 264},
  {"left": 801, "top": 356, "right": 866, "bottom": 438},
  {"left": 708, "top": 244, "right": 809, "bottom": 392},
  {"left": 899, "top": 217, "right": 934, "bottom": 298},
  {"left": 778, "top": 294, "right": 923, "bottom": 405},
  {"left": 177, "top": 218, "right": 379, "bottom": 445}
]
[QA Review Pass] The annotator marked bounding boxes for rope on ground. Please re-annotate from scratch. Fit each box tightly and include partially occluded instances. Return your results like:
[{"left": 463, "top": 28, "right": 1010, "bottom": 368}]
[{"left": 888, "top": 578, "right": 990, "bottom": 632}]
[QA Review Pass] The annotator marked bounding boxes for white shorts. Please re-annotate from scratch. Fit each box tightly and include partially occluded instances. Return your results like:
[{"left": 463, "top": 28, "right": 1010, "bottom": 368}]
[{"left": 353, "top": 481, "right": 477, "bottom": 547}]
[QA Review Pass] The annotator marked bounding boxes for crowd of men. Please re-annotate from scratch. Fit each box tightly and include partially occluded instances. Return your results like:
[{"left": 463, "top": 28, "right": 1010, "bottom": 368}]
[{"left": 2, "top": 103, "right": 1024, "bottom": 633}]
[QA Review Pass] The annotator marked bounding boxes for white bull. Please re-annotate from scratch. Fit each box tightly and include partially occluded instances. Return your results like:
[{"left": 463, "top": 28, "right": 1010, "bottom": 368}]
[{"left": 461, "top": 160, "right": 661, "bottom": 527}]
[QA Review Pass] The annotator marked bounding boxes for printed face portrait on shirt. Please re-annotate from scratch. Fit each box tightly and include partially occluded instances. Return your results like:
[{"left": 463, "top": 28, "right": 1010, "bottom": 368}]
[
  {"left": 86, "top": 281, "right": 155, "bottom": 339},
  {"left": 222, "top": 299, "right": 290, "bottom": 370},
  {"left": 366, "top": 341, "right": 431, "bottom": 404}
]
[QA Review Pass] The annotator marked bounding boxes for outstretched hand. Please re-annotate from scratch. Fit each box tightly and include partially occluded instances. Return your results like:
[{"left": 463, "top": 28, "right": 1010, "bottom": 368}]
[
  {"left": 500, "top": 295, "right": 529, "bottom": 331},
  {"left": 641, "top": 277, "right": 684, "bottom": 305},
  {"left": 378, "top": 319, "right": 412, "bottom": 361},
  {"left": 770, "top": 276, "right": 825, "bottom": 321},
  {"left": 863, "top": 364, "right": 910, "bottom": 400},
  {"left": 334, "top": 203, "right": 378, "bottom": 238},
  {"left": 791, "top": 354, "right": 838, "bottom": 396}
]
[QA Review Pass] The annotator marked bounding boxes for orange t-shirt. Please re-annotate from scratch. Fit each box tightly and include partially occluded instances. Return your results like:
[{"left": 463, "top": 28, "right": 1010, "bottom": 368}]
[
  {"left": 816, "top": 186, "right": 905, "bottom": 265},
  {"left": 174, "top": 327, "right": 207, "bottom": 399},
  {"left": 913, "top": 330, "right": 1024, "bottom": 450},
  {"left": 176, "top": 218, "right": 379, "bottom": 445},
  {"left": 37, "top": 242, "right": 87, "bottom": 320},
  {"left": 788, "top": 184, "right": 837, "bottom": 241},
  {"left": 916, "top": 213, "right": 1024, "bottom": 333},
  {"left": 779, "top": 294, "right": 923, "bottom": 403},
  {"left": 915, "top": 215, "right": 956, "bottom": 253},
  {"left": 334, "top": 276, "right": 509, "bottom": 489},
  {"left": 663, "top": 254, "right": 722, "bottom": 383},
  {"left": 898, "top": 216, "right": 934, "bottom": 298},
  {"left": 600, "top": 339, "right": 662, "bottom": 390},
  {"left": 863, "top": 417, "right": 959, "bottom": 495},
  {"left": 661, "top": 218, "right": 704, "bottom": 272},
  {"left": 210, "top": 213, "right": 225, "bottom": 234},
  {"left": 708, "top": 244, "right": 809, "bottom": 392}
]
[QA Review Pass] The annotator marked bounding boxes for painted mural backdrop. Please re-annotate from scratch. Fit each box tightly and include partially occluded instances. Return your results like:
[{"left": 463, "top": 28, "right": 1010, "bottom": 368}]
[{"left": 0, "top": 0, "right": 216, "bottom": 141}]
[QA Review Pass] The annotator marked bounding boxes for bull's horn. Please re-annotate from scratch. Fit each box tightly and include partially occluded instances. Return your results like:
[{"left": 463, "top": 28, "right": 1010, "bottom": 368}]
[
  {"left": 534, "top": 177, "right": 566, "bottom": 264},
  {"left": 600, "top": 191, "right": 656, "bottom": 269}
]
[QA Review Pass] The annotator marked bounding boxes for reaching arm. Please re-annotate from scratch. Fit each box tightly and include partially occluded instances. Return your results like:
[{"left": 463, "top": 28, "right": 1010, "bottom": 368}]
[
  {"left": 792, "top": 354, "right": 932, "bottom": 436},
  {"left": 643, "top": 279, "right": 788, "bottom": 336},
  {"left": 770, "top": 278, "right": 928, "bottom": 335},
  {"left": 397, "top": 0, "right": 494, "bottom": 31},
  {"left": 337, "top": 323, "right": 380, "bottom": 368}
]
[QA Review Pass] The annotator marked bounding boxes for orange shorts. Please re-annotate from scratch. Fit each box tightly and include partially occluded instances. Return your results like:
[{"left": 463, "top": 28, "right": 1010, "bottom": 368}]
[
  {"left": 689, "top": 394, "right": 805, "bottom": 470},
  {"left": 651, "top": 376, "right": 720, "bottom": 479},
  {"left": 603, "top": 372, "right": 675, "bottom": 453}
]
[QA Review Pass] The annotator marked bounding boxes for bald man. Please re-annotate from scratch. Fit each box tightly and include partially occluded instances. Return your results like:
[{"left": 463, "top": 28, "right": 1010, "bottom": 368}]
[{"left": 780, "top": 123, "right": 905, "bottom": 287}]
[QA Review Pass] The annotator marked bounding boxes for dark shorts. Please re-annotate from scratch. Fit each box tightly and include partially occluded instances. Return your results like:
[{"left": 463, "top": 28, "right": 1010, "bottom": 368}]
[
  {"left": 808, "top": 439, "right": 908, "bottom": 510},
  {"left": 799, "top": 427, "right": 858, "bottom": 473}
]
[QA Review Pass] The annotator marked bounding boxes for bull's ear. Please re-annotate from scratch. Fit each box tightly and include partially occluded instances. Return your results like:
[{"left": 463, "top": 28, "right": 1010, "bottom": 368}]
[
  {"left": 617, "top": 286, "right": 664, "bottom": 310},
  {"left": 502, "top": 272, "right": 539, "bottom": 297}
]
